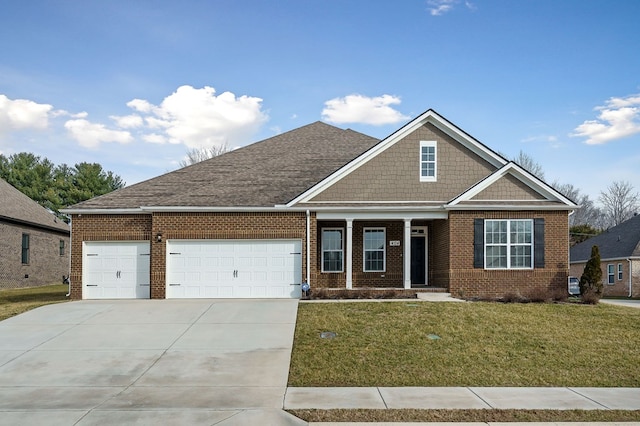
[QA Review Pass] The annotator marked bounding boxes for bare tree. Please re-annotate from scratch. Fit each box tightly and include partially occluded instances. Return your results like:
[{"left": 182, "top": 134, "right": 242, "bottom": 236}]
[
  {"left": 599, "top": 180, "right": 640, "bottom": 227},
  {"left": 553, "top": 182, "right": 604, "bottom": 228},
  {"left": 178, "top": 143, "right": 230, "bottom": 168},
  {"left": 512, "top": 150, "right": 545, "bottom": 180}
]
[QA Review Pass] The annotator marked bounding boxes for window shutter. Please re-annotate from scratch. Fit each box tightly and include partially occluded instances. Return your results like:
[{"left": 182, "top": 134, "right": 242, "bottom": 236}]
[
  {"left": 534, "top": 218, "right": 545, "bottom": 268},
  {"left": 473, "top": 219, "right": 484, "bottom": 268}
]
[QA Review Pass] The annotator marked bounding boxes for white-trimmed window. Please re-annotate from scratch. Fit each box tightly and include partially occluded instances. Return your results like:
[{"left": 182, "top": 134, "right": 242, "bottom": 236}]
[
  {"left": 420, "top": 141, "right": 437, "bottom": 182},
  {"left": 608, "top": 264, "right": 615, "bottom": 284},
  {"left": 618, "top": 263, "right": 623, "bottom": 281},
  {"left": 363, "top": 228, "right": 385, "bottom": 272},
  {"left": 485, "top": 219, "right": 533, "bottom": 269},
  {"left": 321, "top": 228, "right": 343, "bottom": 272}
]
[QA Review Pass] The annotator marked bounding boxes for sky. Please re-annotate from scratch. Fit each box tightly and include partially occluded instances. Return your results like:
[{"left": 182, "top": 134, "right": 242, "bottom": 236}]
[{"left": 1, "top": 0, "right": 639, "bottom": 202}]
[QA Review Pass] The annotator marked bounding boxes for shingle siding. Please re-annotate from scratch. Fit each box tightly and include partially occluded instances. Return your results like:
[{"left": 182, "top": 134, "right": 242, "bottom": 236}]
[
  {"left": 472, "top": 174, "right": 546, "bottom": 200},
  {"left": 311, "top": 123, "right": 496, "bottom": 202}
]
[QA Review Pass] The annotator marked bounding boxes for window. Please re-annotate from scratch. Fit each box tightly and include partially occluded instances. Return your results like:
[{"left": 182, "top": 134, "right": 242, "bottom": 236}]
[
  {"left": 618, "top": 263, "right": 623, "bottom": 281},
  {"left": 59, "top": 240, "right": 65, "bottom": 256},
  {"left": 363, "top": 228, "right": 385, "bottom": 272},
  {"left": 485, "top": 219, "right": 533, "bottom": 269},
  {"left": 608, "top": 264, "right": 615, "bottom": 284},
  {"left": 21, "top": 233, "right": 30, "bottom": 264},
  {"left": 321, "top": 228, "right": 343, "bottom": 272},
  {"left": 420, "top": 141, "right": 437, "bottom": 182}
]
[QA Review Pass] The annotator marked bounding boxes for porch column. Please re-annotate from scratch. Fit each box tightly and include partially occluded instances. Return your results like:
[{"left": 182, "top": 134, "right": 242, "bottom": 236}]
[
  {"left": 404, "top": 219, "right": 411, "bottom": 289},
  {"left": 346, "top": 218, "right": 353, "bottom": 290}
]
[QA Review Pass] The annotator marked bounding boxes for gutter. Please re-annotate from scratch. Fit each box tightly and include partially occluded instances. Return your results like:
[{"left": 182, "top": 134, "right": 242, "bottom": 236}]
[
  {"left": 306, "top": 210, "right": 311, "bottom": 288},
  {"left": 629, "top": 258, "right": 633, "bottom": 298},
  {"left": 66, "top": 216, "right": 72, "bottom": 297}
]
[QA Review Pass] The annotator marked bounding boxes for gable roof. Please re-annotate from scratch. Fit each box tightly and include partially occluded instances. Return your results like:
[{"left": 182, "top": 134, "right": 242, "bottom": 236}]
[
  {"left": 0, "top": 178, "right": 70, "bottom": 234},
  {"left": 570, "top": 214, "right": 640, "bottom": 262},
  {"left": 447, "top": 162, "right": 578, "bottom": 209},
  {"left": 64, "top": 122, "right": 380, "bottom": 211},
  {"left": 288, "top": 109, "right": 576, "bottom": 210}
]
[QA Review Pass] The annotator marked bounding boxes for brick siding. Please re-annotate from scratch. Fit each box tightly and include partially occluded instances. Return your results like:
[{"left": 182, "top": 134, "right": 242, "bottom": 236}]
[
  {"left": 448, "top": 210, "right": 570, "bottom": 299},
  {"left": 570, "top": 259, "right": 640, "bottom": 297},
  {"left": 0, "top": 222, "right": 69, "bottom": 289}
]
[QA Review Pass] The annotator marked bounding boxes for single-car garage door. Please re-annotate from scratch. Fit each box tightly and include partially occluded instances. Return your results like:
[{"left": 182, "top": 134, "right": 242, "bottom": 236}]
[
  {"left": 83, "top": 241, "right": 150, "bottom": 299},
  {"left": 166, "top": 239, "right": 302, "bottom": 298}
]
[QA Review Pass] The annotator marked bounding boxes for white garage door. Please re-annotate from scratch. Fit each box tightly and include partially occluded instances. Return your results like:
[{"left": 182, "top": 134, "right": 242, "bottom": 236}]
[
  {"left": 166, "top": 239, "right": 302, "bottom": 298},
  {"left": 83, "top": 241, "right": 150, "bottom": 299}
]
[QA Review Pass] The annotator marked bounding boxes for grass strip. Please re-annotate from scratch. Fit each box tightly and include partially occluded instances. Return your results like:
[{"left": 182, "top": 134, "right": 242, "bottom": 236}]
[
  {"left": 0, "top": 284, "right": 69, "bottom": 321},
  {"left": 288, "top": 408, "right": 640, "bottom": 423}
]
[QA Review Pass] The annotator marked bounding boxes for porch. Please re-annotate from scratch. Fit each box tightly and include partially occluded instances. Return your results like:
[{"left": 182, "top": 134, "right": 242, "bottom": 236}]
[{"left": 313, "top": 211, "right": 450, "bottom": 291}]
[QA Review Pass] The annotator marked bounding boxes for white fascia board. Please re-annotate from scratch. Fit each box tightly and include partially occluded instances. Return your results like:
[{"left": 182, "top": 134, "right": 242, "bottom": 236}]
[
  {"left": 141, "top": 206, "right": 307, "bottom": 213},
  {"left": 445, "top": 204, "right": 576, "bottom": 211},
  {"left": 448, "top": 162, "right": 578, "bottom": 208},
  {"left": 60, "top": 208, "right": 146, "bottom": 215},
  {"left": 317, "top": 211, "right": 449, "bottom": 220},
  {"left": 287, "top": 109, "right": 508, "bottom": 207}
]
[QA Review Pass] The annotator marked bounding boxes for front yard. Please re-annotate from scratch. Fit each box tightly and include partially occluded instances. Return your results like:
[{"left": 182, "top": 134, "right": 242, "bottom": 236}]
[
  {"left": 0, "top": 284, "right": 69, "bottom": 321},
  {"left": 288, "top": 300, "right": 640, "bottom": 387}
]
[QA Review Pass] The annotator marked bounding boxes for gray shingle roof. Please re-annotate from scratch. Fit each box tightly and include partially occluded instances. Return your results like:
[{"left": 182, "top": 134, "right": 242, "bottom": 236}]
[
  {"left": 68, "top": 122, "right": 380, "bottom": 210},
  {"left": 570, "top": 214, "right": 640, "bottom": 262},
  {"left": 0, "top": 178, "right": 70, "bottom": 233}
]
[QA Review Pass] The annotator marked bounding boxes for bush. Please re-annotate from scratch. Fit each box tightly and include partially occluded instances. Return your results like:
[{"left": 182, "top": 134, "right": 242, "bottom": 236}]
[{"left": 579, "top": 245, "right": 603, "bottom": 304}]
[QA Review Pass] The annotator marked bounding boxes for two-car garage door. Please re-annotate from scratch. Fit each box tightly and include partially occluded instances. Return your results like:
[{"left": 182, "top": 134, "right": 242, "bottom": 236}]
[
  {"left": 82, "top": 239, "right": 302, "bottom": 299},
  {"left": 166, "top": 240, "right": 302, "bottom": 299}
]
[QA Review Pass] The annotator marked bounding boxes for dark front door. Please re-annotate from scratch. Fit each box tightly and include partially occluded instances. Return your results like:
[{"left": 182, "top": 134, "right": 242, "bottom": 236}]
[{"left": 411, "top": 236, "right": 426, "bottom": 285}]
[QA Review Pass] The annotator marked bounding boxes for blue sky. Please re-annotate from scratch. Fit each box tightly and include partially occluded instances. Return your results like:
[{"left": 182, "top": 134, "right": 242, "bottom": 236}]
[{"left": 1, "top": 0, "right": 639, "bottom": 201}]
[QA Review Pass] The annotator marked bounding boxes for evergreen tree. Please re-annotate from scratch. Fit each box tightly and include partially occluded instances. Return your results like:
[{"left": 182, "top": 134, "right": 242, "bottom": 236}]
[{"left": 579, "top": 245, "right": 603, "bottom": 302}]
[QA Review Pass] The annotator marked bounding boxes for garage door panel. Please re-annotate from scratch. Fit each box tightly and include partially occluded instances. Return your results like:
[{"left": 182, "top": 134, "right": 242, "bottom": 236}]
[
  {"left": 166, "top": 239, "right": 302, "bottom": 299},
  {"left": 83, "top": 242, "right": 150, "bottom": 299}
]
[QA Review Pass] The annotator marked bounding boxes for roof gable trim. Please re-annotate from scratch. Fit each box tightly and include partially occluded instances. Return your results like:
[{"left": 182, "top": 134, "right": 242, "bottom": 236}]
[
  {"left": 447, "top": 162, "right": 578, "bottom": 208},
  {"left": 286, "top": 109, "right": 508, "bottom": 206}
]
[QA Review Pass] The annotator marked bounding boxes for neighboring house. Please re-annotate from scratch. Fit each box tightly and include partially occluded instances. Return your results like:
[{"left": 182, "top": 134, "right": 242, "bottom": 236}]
[
  {"left": 0, "top": 178, "right": 70, "bottom": 289},
  {"left": 570, "top": 214, "right": 640, "bottom": 297},
  {"left": 62, "top": 109, "right": 577, "bottom": 300}
]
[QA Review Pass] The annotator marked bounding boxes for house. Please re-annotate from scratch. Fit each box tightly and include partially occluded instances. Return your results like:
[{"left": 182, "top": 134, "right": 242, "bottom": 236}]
[
  {"left": 570, "top": 214, "right": 640, "bottom": 297},
  {"left": 62, "top": 109, "right": 577, "bottom": 300},
  {"left": 0, "top": 177, "right": 70, "bottom": 289}
]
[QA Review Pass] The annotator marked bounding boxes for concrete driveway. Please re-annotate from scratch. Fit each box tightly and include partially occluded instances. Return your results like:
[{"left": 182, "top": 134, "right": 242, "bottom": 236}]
[{"left": 0, "top": 299, "right": 306, "bottom": 425}]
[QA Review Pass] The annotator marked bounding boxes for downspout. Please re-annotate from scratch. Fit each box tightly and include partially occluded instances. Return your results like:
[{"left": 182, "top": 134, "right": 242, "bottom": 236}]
[
  {"left": 66, "top": 216, "right": 72, "bottom": 297},
  {"left": 306, "top": 210, "right": 311, "bottom": 287},
  {"left": 628, "top": 258, "right": 633, "bottom": 298}
]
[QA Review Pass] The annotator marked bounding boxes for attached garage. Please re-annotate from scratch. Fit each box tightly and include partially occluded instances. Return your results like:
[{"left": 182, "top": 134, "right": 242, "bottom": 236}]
[
  {"left": 82, "top": 241, "right": 151, "bottom": 299},
  {"left": 166, "top": 239, "right": 302, "bottom": 298}
]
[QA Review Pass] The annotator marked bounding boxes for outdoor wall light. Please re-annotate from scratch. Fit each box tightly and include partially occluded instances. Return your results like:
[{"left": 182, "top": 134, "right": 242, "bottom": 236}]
[{"left": 156, "top": 233, "right": 163, "bottom": 243}]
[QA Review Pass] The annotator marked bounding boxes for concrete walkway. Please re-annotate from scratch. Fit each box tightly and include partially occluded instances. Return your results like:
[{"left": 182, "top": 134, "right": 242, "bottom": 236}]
[
  {"left": 0, "top": 299, "right": 305, "bottom": 425},
  {"left": 285, "top": 386, "right": 640, "bottom": 410}
]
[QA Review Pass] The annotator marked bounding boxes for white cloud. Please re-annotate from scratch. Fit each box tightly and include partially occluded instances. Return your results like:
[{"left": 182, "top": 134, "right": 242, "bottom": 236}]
[
  {"left": 110, "top": 114, "right": 143, "bottom": 129},
  {"left": 322, "top": 94, "right": 410, "bottom": 125},
  {"left": 427, "top": 0, "right": 457, "bottom": 16},
  {"left": 426, "top": 0, "right": 475, "bottom": 16},
  {"left": 143, "top": 133, "right": 168, "bottom": 144},
  {"left": 0, "top": 94, "right": 52, "bottom": 132},
  {"left": 126, "top": 85, "right": 268, "bottom": 149},
  {"left": 571, "top": 94, "right": 640, "bottom": 144},
  {"left": 64, "top": 118, "right": 133, "bottom": 149}
]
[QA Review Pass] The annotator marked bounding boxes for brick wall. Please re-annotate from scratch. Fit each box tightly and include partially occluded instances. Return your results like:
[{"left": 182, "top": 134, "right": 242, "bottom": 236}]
[
  {"left": 430, "top": 219, "right": 450, "bottom": 288},
  {"left": 71, "top": 212, "right": 309, "bottom": 299},
  {"left": 448, "top": 210, "right": 570, "bottom": 299},
  {"left": 69, "top": 214, "right": 152, "bottom": 299},
  {"left": 570, "top": 259, "right": 640, "bottom": 297},
  {"left": 0, "top": 222, "right": 69, "bottom": 289}
]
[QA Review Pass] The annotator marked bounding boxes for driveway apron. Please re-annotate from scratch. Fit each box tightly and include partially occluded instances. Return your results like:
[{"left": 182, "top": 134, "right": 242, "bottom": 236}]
[{"left": 0, "top": 299, "right": 305, "bottom": 425}]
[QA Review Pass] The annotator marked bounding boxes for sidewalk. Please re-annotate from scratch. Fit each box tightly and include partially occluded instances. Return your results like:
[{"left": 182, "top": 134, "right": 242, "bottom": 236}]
[{"left": 285, "top": 387, "right": 640, "bottom": 410}]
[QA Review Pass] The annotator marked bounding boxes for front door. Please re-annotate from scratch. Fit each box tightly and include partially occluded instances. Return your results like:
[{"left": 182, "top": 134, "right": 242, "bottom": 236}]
[{"left": 411, "top": 234, "right": 426, "bottom": 285}]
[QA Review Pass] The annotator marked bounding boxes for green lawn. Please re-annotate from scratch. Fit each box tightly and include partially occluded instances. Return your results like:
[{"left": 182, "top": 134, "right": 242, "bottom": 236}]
[
  {"left": 0, "top": 284, "right": 69, "bottom": 321},
  {"left": 288, "top": 301, "right": 640, "bottom": 387}
]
